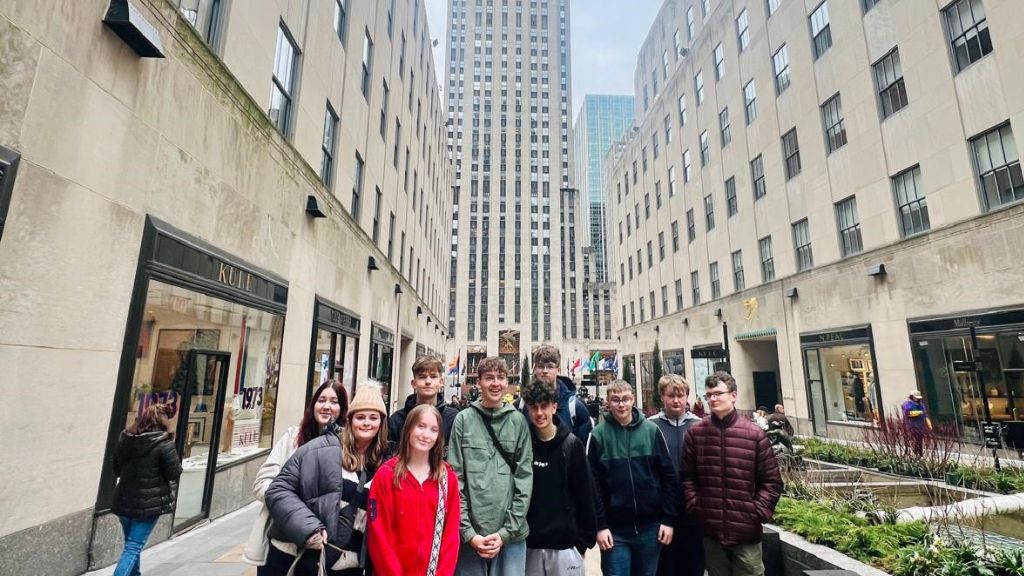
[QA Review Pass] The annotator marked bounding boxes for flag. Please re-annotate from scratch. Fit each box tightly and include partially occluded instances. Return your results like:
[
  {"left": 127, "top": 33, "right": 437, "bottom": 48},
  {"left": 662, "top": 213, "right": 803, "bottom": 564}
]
[
  {"left": 447, "top": 350, "right": 461, "bottom": 375},
  {"left": 571, "top": 358, "right": 582, "bottom": 373},
  {"left": 588, "top": 351, "right": 601, "bottom": 371}
]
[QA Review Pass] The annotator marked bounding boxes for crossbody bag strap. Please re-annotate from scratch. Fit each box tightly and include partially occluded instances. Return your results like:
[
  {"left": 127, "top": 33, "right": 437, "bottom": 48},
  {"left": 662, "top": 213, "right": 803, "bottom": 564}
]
[
  {"left": 470, "top": 405, "right": 517, "bottom": 473},
  {"left": 426, "top": 469, "right": 448, "bottom": 576}
]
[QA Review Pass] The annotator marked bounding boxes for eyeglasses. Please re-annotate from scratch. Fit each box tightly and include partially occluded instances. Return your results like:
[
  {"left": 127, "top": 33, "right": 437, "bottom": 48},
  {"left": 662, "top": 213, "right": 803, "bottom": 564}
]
[
  {"left": 607, "top": 396, "right": 634, "bottom": 405},
  {"left": 704, "top": 391, "right": 734, "bottom": 401}
]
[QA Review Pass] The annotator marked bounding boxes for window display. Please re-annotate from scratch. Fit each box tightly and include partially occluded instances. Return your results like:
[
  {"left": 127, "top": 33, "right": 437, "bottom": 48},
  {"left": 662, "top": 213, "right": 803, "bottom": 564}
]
[{"left": 801, "top": 326, "right": 881, "bottom": 433}]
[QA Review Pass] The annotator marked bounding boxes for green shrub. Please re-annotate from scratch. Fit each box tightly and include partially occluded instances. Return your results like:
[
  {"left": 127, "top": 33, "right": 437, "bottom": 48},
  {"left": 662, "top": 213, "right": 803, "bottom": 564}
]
[{"left": 888, "top": 535, "right": 1024, "bottom": 576}]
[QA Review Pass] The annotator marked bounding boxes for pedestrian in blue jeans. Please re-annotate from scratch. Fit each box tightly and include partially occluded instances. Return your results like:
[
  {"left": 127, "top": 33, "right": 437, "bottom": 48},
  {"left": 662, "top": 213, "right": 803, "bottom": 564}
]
[
  {"left": 111, "top": 403, "right": 182, "bottom": 576},
  {"left": 588, "top": 380, "right": 679, "bottom": 576}
]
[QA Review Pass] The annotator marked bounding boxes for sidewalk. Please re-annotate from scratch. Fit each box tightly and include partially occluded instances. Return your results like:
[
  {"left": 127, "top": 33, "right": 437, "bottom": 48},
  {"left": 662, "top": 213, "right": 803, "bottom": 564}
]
[{"left": 83, "top": 503, "right": 603, "bottom": 575}]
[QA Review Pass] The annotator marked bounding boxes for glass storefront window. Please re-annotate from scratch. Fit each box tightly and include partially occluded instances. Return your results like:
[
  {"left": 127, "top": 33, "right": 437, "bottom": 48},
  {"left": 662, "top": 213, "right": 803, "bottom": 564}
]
[
  {"left": 312, "top": 328, "right": 359, "bottom": 401},
  {"left": 807, "top": 344, "right": 879, "bottom": 424},
  {"left": 126, "top": 280, "right": 282, "bottom": 465}
]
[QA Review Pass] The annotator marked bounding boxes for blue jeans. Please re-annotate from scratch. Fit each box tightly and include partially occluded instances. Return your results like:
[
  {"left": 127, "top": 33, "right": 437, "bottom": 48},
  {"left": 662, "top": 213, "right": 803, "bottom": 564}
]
[
  {"left": 114, "top": 516, "right": 158, "bottom": 576},
  {"left": 601, "top": 523, "right": 662, "bottom": 576},
  {"left": 456, "top": 539, "right": 527, "bottom": 576}
]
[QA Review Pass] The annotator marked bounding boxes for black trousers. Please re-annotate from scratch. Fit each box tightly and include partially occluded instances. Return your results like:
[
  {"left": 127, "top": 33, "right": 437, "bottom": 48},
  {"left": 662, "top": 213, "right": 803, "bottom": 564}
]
[
  {"left": 657, "top": 520, "right": 705, "bottom": 576},
  {"left": 260, "top": 546, "right": 365, "bottom": 576}
]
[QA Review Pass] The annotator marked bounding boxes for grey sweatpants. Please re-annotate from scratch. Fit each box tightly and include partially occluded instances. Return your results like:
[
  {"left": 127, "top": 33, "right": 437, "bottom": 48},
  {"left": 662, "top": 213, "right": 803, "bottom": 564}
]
[{"left": 524, "top": 547, "right": 585, "bottom": 575}]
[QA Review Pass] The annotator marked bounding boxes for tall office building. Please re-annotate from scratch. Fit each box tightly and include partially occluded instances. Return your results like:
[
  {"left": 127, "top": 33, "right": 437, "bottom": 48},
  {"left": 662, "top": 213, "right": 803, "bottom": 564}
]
[
  {"left": 573, "top": 94, "right": 635, "bottom": 340},
  {"left": 609, "top": 0, "right": 1024, "bottom": 438},
  {"left": 445, "top": 0, "right": 580, "bottom": 384}
]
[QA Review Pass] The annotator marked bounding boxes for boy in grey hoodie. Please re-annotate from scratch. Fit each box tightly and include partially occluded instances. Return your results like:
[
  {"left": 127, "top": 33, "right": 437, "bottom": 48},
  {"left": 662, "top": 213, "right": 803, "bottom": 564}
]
[{"left": 648, "top": 374, "right": 704, "bottom": 576}]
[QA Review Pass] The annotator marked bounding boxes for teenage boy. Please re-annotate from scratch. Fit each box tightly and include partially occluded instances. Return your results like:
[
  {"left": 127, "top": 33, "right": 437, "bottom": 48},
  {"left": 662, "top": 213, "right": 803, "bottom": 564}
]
[
  {"left": 522, "top": 377, "right": 597, "bottom": 575},
  {"left": 648, "top": 374, "right": 704, "bottom": 576},
  {"left": 682, "top": 371, "right": 782, "bottom": 576},
  {"left": 588, "top": 379, "right": 677, "bottom": 576},
  {"left": 388, "top": 355, "right": 460, "bottom": 451},
  {"left": 528, "top": 345, "right": 594, "bottom": 445},
  {"left": 449, "top": 357, "right": 533, "bottom": 575}
]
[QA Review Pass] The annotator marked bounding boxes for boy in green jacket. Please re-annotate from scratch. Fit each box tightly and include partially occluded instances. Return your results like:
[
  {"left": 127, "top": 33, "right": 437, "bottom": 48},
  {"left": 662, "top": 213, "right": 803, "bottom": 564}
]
[{"left": 449, "top": 356, "right": 534, "bottom": 575}]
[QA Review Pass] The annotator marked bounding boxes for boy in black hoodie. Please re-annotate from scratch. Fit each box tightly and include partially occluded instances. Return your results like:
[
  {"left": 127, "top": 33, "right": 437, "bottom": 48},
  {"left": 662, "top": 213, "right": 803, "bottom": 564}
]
[{"left": 522, "top": 377, "right": 597, "bottom": 574}]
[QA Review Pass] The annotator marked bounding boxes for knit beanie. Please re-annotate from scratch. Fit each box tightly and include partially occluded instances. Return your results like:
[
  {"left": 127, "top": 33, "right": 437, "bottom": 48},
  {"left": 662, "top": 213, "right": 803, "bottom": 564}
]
[{"left": 348, "top": 383, "right": 387, "bottom": 417}]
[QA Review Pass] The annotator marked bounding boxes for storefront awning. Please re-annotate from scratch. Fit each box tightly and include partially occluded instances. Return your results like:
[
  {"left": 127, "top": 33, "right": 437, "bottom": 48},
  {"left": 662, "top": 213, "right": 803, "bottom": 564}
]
[{"left": 734, "top": 327, "right": 778, "bottom": 341}]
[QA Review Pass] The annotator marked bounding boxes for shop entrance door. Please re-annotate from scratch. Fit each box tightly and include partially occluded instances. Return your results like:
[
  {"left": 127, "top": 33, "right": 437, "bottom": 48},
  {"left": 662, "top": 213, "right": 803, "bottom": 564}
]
[
  {"left": 753, "top": 372, "right": 780, "bottom": 410},
  {"left": 803, "top": 349, "right": 829, "bottom": 436},
  {"left": 172, "top": 349, "right": 230, "bottom": 531}
]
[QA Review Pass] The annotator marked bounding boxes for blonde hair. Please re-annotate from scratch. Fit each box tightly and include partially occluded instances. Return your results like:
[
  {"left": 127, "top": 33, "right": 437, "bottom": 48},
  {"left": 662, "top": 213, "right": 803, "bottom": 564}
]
[
  {"left": 606, "top": 379, "right": 634, "bottom": 396},
  {"left": 393, "top": 404, "right": 446, "bottom": 488},
  {"left": 658, "top": 374, "right": 690, "bottom": 397},
  {"left": 340, "top": 408, "right": 389, "bottom": 473}
]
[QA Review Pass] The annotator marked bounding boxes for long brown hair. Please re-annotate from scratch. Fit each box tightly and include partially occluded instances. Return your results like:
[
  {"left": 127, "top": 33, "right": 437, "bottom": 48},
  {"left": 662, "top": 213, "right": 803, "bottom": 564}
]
[
  {"left": 340, "top": 409, "right": 389, "bottom": 473},
  {"left": 127, "top": 403, "right": 174, "bottom": 439},
  {"left": 297, "top": 380, "right": 349, "bottom": 447},
  {"left": 393, "top": 404, "right": 446, "bottom": 488}
]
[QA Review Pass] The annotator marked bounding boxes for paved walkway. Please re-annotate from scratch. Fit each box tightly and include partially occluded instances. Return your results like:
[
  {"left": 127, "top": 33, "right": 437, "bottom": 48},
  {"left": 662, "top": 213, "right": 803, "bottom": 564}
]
[{"left": 83, "top": 503, "right": 603, "bottom": 575}]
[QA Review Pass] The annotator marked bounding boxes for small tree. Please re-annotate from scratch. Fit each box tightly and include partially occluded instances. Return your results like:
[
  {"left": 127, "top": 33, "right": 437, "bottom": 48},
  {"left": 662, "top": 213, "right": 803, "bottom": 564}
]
[
  {"left": 651, "top": 342, "right": 664, "bottom": 410},
  {"left": 521, "top": 354, "right": 531, "bottom": 387}
]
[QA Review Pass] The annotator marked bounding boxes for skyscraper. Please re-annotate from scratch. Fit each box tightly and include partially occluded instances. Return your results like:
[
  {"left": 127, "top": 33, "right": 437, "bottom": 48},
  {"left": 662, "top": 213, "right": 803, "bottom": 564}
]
[
  {"left": 445, "top": 0, "right": 578, "bottom": 385},
  {"left": 573, "top": 94, "right": 635, "bottom": 340}
]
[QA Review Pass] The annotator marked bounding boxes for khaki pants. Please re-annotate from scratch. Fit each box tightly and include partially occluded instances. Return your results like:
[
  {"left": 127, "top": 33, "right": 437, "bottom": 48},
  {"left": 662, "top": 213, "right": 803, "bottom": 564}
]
[{"left": 703, "top": 538, "right": 764, "bottom": 576}]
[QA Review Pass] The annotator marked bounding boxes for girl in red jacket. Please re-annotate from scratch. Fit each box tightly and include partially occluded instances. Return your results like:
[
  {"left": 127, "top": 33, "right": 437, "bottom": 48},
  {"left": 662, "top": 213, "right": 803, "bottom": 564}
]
[{"left": 368, "top": 404, "right": 460, "bottom": 576}]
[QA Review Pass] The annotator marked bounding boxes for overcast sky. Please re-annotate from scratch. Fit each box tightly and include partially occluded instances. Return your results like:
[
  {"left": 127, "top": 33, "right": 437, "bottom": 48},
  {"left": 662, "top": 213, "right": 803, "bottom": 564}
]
[{"left": 424, "top": 0, "right": 663, "bottom": 118}]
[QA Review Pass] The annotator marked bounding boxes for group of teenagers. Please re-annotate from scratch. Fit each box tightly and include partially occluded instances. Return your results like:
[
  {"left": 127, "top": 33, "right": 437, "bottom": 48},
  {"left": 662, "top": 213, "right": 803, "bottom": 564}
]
[{"left": 108, "top": 345, "right": 783, "bottom": 576}]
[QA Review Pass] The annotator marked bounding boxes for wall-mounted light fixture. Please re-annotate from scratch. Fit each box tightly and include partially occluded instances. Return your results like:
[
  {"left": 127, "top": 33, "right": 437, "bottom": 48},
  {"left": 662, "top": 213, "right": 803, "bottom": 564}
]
[
  {"left": 367, "top": 256, "right": 379, "bottom": 271},
  {"left": 394, "top": 283, "right": 403, "bottom": 295},
  {"left": 417, "top": 306, "right": 423, "bottom": 316},
  {"left": 426, "top": 317, "right": 432, "bottom": 325},
  {"left": 654, "top": 325, "right": 660, "bottom": 333},
  {"left": 868, "top": 264, "right": 887, "bottom": 277},
  {"left": 103, "top": 0, "right": 165, "bottom": 58},
  {"left": 785, "top": 287, "right": 799, "bottom": 298},
  {"left": 683, "top": 317, "right": 689, "bottom": 326},
  {"left": 713, "top": 308, "right": 723, "bottom": 318},
  {"left": 305, "top": 195, "right": 327, "bottom": 218}
]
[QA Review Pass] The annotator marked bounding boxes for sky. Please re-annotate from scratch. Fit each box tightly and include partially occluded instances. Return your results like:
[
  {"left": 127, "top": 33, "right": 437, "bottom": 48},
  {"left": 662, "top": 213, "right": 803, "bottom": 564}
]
[{"left": 424, "top": 0, "right": 663, "bottom": 118}]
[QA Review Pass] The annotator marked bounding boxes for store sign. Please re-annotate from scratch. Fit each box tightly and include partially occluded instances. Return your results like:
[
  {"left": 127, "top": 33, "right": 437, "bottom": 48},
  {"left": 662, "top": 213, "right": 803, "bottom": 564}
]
[
  {"left": 952, "top": 361, "right": 980, "bottom": 372},
  {"left": 232, "top": 418, "right": 261, "bottom": 450},
  {"left": 217, "top": 262, "right": 255, "bottom": 292},
  {"left": 372, "top": 324, "right": 395, "bottom": 347},
  {"left": 800, "top": 326, "right": 871, "bottom": 346},
  {"left": 909, "top": 309, "right": 1024, "bottom": 334},
  {"left": 691, "top": 348, "right": 727, "bottom": 359},
  {"left": 316, "top": 300, "right": 360, "bottom": 336},
  {"left": 983, "top": 423, "right": 1003, "bottom": 449}
]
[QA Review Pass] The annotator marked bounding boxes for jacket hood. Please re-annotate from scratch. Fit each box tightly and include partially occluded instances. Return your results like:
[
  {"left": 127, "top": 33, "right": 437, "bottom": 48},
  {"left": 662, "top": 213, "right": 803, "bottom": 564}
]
[
  {"left": 401, "top": 393, "right": 448, "bottom": 412},
  {"left": 470, "top": 400, "right": 517, "bottom": 418},
  {"left": 607, "top": 406, "right": 645, "bottom": 429},
  {"left": 654, "top": 410, "right": 701, "bottom": 426},
  {"left": 119, "top": 430, "right": 171, "bottom": 459},
  {"left": 556, "top": 374, "right": 576, "bottom": 393},
  {"left": 529, "top": 414, "right": 571, "bottom": 446}
]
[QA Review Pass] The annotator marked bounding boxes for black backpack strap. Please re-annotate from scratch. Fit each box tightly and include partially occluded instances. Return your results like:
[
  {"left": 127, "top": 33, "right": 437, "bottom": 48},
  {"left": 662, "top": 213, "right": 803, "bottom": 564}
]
[{"left": 470, "top": 405, "right": 517, "bottom": 474}]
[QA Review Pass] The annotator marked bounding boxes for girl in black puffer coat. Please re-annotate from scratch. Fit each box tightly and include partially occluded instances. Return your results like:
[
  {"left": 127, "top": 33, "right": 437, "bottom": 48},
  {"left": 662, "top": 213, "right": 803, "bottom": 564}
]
[{"left": 111, "top": 403, "right": 182, "bottom": 576}]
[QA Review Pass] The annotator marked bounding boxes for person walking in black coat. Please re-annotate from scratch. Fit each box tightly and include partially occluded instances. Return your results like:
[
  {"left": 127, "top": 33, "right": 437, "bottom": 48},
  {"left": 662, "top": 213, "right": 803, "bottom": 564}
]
[{"left": 111, "top": 403, "right": 182, "bottom": 576}]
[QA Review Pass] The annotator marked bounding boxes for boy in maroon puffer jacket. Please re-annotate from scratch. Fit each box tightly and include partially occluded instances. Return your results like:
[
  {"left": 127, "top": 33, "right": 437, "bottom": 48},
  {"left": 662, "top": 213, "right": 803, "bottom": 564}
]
[{"left": 682, "top": 371, "right": 782, "bottom": 576}]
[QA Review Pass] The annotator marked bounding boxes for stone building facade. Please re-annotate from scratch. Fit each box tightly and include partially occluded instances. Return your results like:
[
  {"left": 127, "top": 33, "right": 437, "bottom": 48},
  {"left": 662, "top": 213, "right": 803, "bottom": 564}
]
[
  {"left": 608, "top": 0, "right": 1024, "bottom": 442},
  {"left": 0, "top": 0, "right": 450, "bottom": 573}
]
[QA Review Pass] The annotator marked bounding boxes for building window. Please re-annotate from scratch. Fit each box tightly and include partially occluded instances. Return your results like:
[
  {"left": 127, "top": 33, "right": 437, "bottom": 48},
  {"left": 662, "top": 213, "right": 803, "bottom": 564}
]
[
  {"left": 971, "top": 123, "right": 1024, "bottom": 210},
  {"left": 810, "top": 2, "right": 832, "bottom": 59},
  {"left": 702, "top": 0, "right": 711, "bottom": 17},
  {"left": 891, "top": 166, "right": 930, "bottom": 236},
  {"left": 792, "top": 219, "right": 813, "bottom": 271},
  {"left": 683, "top": 150, "right": 693, "bottom": 181},
  {"left": 687, "top": 7, "right": 695, "bottom": 39},
  {"left": 177, "top": 0, "right": 223, "bottom": 47},
  {"left": 700, "top": 131, "right": 710, "bottom": 166},
  {"left": 334, "top": 0, "right": 348, "bottom": 45},
  {"left": 628, "top": 256, "right": 634, "bottom": 280},
  {"left": 695, "top": 71, "right": 705, "bottom": 104},
  {"left": 661, "top": 285, "right": 669, "bottom": 315},
  {"left": 663, "top": 50, "right": 670, "bottom": 80},
  {"left": 773, "top": 45, "right": 790, "bottom": 95},
  {"left": 675, "top": 279, "right": 684, "bottom": 310},
  {"left": 387, "top": 212, "right": 395, "bottom": 259},
  {"left": 725, "top": 177, "right": 738, "bottom": 216},
  {"left": 821, "top": 93, "right": 847, "bottom": 154},
  {"left": 863, "top": 0, "right": 882, "bottom": 11},
  {"left": 678, "top": 94, "right": 688, "bottom": 126},
  {"left": 380, "top": 81, "right": 389, "bottom": 137},
  {"left": 649, "top": 291, "right": 656, "bottom": 318},
  {"left": 317, "top": 103, "right": 340, "bottom": 190},
  {"left": 361, "top": 29, "right": 374, "bottom": 99},
  {"left": 672, "top": 220, "right": 680, "bottom": 252},
  {"left": 640, "top": 297, "right": 645, "bottom": 322},
  {"left": 737, "top": 9, "right": 750, "bottom": 51},
  {"left": 782, "top": 128, "right": 801, "bottom": 180},
  {"left": 665, "top": 115, "right": 673, "bottom": 144},
  {"left": 644, "top": 193, "right": 651, "bottom": 219},
  {"left": 669, "top": 166, "right": 678, "bottom": 196},
  {"left": 647, "top": 241, "right": 654, "bottom": 268},
  {"left": 652, "top": 132, "right": 660, "bottom": 159},
  {"left": 704, "top": 194, "right": 715, "bottom": 230},
  {"left": 944, "top": 0, "right": 993, "bottom": 72},
  {"left": 656, "top": 181, "right": 663, "bottom": 208},
  {"left": 372, "top": 188, "right": 382, "bottom": 244},
  {"left": 658, "top": 232, "right": 666, "bottom": 261},
  {"left": 719, "top": 108, "right": 731, "bottom": 147},
  {"left": 691, "top": 271, "right": 701, "bottom": 305},
  {"left": 714, "top": 43, "right": 725, "bottom": 80},
  {"left": 743, "top": 80, "right": 757, "bottom": 124},
  {"left": 269, "top": 25, "right": 298, "bottom": 134},
  {"left": 759, "top": 236, "right": 775, "bottom": 282},
  {"left": 710, "top": 262, "right": 721, "bottom": 299},
  {"left": 732, "top": 250, "right": 745, "bottom": 291},
  {"left": 674, "top": 29, "right": 683, "bottom": 59},
  {"left": 874, "top": 49, "right": 908, "bottom": 119},
  {"left": 767, "top": 0, "right": 781, "bottom": 16},
  {"left": 352, "top": 152, "right": 365, "bottom": 220},
  {"left": 835, "top": 196, "right": 863, "bottom": 256},
  {"left": 687, "top": 209, "right": 696, "bottom": 242},
  {"left": 751, "top": 155, "right": 766, "bottom": 200}
]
